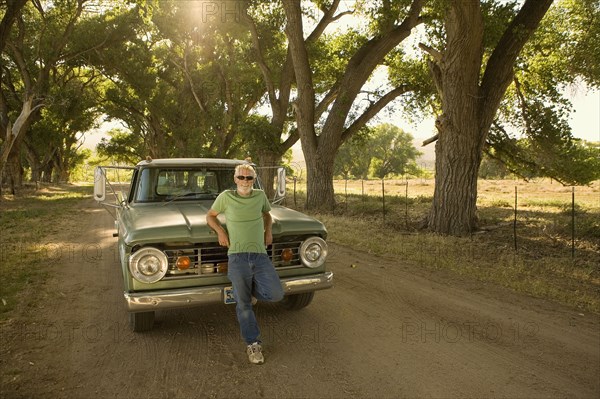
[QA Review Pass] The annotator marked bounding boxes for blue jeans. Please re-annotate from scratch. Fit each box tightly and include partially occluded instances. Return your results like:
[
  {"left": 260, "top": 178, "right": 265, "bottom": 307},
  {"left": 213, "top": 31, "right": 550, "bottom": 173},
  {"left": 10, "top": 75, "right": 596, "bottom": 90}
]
[{"left": 227, "top": 253, "right": 284, "bottom": 345}]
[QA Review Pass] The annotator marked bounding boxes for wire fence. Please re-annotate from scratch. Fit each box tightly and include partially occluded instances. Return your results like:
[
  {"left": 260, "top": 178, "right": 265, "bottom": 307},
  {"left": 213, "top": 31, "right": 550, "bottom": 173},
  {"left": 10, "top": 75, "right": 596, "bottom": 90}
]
[{"left": 287, "top": 177, "right": 600, "bottom": 258}]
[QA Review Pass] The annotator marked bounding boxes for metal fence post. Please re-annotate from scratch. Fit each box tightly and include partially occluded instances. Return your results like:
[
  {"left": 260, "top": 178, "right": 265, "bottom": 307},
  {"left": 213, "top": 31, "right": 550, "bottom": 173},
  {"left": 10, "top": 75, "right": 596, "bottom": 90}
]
[
  {"left": 513, "top": 186, "right": 518, "bottom": 252},
  {"left": 405, "top": 180, "right": 409, "bottom": 229},
  {"left": 571, "top": 186, "right": 575, "bottom": 258},
  {"left": 345, "top": 177, "right": 348, "bottom": 212},
  {"left": 361, "top": 179, "right": 365, "bottom": 201},
  {"left": 293, "top": 176, "right": 297, "bottom": 208},
  {"left": 382, "top": 178, "right": 386, "bottom": 223}
]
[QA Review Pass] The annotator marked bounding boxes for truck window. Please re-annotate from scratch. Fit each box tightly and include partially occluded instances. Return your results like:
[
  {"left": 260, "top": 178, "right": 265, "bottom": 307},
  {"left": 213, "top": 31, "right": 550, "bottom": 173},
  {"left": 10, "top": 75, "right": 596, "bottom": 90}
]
[{"left": 133, "top": 168, "right": 248, "bottom": 202}]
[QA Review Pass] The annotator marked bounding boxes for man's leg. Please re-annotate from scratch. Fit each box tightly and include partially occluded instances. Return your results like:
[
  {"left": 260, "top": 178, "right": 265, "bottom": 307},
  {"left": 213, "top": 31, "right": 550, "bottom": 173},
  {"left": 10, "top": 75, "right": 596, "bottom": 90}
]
[
  {"left": 227, "top": 253, "right": 260, "bottom": 344},
  {"left": 251, "top": 253, "right": 284, "bottom": 302}
]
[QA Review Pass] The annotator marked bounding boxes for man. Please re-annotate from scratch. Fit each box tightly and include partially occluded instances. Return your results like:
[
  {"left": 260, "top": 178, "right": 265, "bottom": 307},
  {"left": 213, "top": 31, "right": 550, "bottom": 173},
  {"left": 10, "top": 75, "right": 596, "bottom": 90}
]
[{"left": 206, "top": 164, "right": 284, "bottom": 365}]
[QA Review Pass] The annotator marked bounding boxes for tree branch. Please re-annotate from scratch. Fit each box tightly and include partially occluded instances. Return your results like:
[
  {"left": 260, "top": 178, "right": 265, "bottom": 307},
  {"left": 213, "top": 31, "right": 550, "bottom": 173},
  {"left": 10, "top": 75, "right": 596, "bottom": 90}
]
[
  {"left": 422, "top": 134, "right": 438, "bottom": 146},
  {"left": 281, "top": 127, "right": 299, "bottom": 152},
  {"left": 513, "top": 75, "right": 533, "bottom": 136},
  {"left": 322, "top": 0, "right": 425, "bottom": 140},
  {"left": 283, "top": 0, "right": 318, "bottom": 150},
  {"left": 50, "top": 0, "right": 87, "bottom": 68},
  {"left": 170, "top": 43, "right": 207, "bottom": 114},
  {"left": 241, "top": 10, "right": 277, "bottom": 112},
  {"left": 306, "top": 0, "right": 349, "bottom": 42},
  {"left": 418, "top": 43, "right": 442, "bottom": 63},
  {"left": 0, "top": 0, "right": 28, "bottom": 54},
  {"left": 479, "top": 0, "right": 554, "bottom": 130},
  {"left": 342, "top": 85, "right": 413, "bottom": 142},
  {"left": 315, "top": 83, "right": 340, "bottom": 120}
]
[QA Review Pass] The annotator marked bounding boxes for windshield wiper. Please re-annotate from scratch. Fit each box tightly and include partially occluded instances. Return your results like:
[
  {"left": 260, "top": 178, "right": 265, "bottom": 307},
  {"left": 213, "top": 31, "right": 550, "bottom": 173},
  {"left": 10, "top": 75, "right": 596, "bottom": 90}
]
[
  {"left": 162, "top": 191, "right": 217, "bottom": 205},
  {"left": 162, "top": 192, "right": 198, "bottom": 205}
]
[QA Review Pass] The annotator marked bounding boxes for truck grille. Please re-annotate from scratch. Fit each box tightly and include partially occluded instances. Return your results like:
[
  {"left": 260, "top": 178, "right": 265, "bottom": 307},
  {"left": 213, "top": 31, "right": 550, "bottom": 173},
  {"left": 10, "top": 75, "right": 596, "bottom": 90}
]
[{"left": 162, "top": 238, "right": 305, "bottom": 279}]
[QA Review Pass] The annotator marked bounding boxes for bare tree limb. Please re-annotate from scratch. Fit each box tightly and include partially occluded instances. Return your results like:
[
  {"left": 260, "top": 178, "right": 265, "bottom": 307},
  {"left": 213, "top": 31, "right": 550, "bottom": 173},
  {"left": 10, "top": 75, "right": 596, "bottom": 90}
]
[
  {"left": 422, "top": 134, "right": 438, "bottom": 146},
  {"left": 170, "top": 43, "right": 207, "bottom": 114},
  {"left": 241, "top": 10, "right": 278, "bottom": 111},
  {"left": 342, "top": 84, "right": 414, "bottom": 142},
  {"left": 479, "top": 0, "right": 553, "bottom": 130},
  {"left": 418, "top": 43, "right": 442, "bottom": 63}
]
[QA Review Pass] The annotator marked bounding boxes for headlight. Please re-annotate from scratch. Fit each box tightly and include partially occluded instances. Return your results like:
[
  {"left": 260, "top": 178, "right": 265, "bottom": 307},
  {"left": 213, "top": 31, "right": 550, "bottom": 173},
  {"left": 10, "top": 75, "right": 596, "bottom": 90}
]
[
  {"left": 299, "top": 237, "right": 328, "bottom": 269},
  {"left": 129, "top": 247, "right": 168, "bottom": 283}
]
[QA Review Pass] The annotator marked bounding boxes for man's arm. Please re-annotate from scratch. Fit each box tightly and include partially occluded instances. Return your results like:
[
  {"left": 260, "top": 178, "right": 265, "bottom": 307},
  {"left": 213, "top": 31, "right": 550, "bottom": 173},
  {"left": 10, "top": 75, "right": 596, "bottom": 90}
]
[
  {"left": 206, "top": 209, "right": 230, "bottom": 247},
  {"left": 263, "top": 211, "right": 273, "bottom": 246}
]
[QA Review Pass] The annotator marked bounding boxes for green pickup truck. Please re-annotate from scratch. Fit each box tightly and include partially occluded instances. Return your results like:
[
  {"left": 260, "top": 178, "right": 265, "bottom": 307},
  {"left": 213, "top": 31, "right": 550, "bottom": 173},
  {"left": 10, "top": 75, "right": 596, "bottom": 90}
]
[{"left": 94, "top": 158, "right": 333, "bottom": 332}]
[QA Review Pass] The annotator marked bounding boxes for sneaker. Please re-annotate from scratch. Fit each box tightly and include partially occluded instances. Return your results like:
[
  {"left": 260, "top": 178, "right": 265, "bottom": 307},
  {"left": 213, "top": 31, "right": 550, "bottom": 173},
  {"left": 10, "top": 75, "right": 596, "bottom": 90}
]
[{"left": 246, "top": 342, "right": 264, "bottom": 365}]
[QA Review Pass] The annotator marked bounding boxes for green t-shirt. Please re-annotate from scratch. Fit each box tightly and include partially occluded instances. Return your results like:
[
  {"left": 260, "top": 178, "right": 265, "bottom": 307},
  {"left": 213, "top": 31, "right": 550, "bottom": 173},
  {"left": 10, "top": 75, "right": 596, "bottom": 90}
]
[{"left": 210, "top": 189, "right": 272, "bottom": 254}]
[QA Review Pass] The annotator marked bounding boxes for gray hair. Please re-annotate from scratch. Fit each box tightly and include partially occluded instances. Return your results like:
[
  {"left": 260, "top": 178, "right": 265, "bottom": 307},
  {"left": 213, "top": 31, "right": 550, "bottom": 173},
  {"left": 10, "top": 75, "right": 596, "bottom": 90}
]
[{"left": 234, "top": 164, "right": 256, "bottom": 176}]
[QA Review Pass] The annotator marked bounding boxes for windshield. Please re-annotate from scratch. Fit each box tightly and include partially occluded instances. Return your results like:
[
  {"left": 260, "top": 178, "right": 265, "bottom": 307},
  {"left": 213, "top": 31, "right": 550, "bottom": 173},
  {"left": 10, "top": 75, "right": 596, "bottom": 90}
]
[{"left": 133, "top": 167, "right": 256, "bottom": 203}]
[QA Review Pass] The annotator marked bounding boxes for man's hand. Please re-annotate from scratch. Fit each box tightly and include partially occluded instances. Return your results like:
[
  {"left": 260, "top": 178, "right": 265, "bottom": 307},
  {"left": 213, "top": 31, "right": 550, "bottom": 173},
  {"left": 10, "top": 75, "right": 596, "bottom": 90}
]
[
  {"left": 217, "top": 230, "right": 230, "bottom": 247},
  {"left": 207, "top": 209, "right": 229, "bottom": 247}
]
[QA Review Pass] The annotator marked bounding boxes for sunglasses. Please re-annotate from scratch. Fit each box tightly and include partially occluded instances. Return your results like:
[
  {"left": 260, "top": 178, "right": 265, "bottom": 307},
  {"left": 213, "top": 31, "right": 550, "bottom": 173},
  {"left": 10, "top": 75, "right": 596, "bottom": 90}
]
[{"left": 236, "top": 175, "right": 255, "bottom": 181}]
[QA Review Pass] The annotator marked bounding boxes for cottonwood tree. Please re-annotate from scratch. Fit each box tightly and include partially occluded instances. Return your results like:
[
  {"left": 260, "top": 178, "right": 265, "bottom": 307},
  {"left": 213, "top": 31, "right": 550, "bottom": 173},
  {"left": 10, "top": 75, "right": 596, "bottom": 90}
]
[
  {"left": 334, "top": 124, "right": 421, "bottom": 180},
  {"left": 157, "top": 0, "right": 265, "bottom": 158},
  {"left": 334, "top": 126, "right": 373, "bottom": 179},
  {"left": 0, "top": 0, "right": 137, "bottom": 192},
  {"left": 283, "top": 0, "right": 426, "bottom": 211},
  {"left": 96, "top": 128, "right": 146, "bottom": 165},
  {"left": 95, "top": 1, "right": 267, "bottom": 161},
  {"left": 24, "top": 67, "right": 102, "bottom": 182},
  {"left": 241, "top": 0, "right": 361, "bottom": 196},
  {"left": 418, "top": 0, "right": 554, "bottom": 235},
  {"left": 370, "top": 124, "right": 421, "bottom": 179},
  {"left": 96, "top": 27, "right": 193, "bottom": 159}
]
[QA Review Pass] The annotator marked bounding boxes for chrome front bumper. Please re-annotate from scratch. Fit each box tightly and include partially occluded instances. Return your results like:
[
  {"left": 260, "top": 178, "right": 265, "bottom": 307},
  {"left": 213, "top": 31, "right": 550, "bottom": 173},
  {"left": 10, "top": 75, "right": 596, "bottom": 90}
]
[{"left": 125, "top": 271, "right": 334, "bottom": 312}]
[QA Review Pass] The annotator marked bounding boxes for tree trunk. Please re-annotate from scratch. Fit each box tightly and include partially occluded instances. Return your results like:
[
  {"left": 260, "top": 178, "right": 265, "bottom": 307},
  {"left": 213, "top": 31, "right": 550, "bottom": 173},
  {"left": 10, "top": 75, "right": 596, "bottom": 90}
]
[
  {"left": 303, "top": 144, "right": 336, "bottom": 211},
  {"left": 0, "top": 95, "right": 35, "bottom": 184},
  {"left": 424, "top": 0, "right": 553, "bottom": 236},
  {"left": 426, "top": 2, "right": 484, "bottom": 235},
  {"left": 23, "top": 143, "right": 37, "bottom": 182},
  {"left": 146, "top": 115, "right": 167, "bottom": 159},
  {"left": 256, "top": 150, "right": 280, "bottom": 199},
  {"left": 42, "top": 163, "right": 53, "bottom": 183},
  {"left": 428, "top": 121, "right": 483, "bottom": 234}
]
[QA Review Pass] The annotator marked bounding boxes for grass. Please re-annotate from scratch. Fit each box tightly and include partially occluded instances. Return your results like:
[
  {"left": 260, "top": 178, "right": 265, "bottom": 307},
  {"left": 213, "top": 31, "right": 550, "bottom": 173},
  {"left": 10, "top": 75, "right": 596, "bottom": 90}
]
[
  {"left": 287, "top": 178, "right": 600, "bottom": 313},
  {"left": 0, "top": 184, "right": 91, "bottom": 319}
]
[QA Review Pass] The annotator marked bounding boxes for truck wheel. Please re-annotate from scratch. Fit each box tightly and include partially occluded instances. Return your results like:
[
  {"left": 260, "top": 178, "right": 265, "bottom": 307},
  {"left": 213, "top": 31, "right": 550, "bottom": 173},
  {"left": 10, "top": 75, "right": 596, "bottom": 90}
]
[
  {"left": 129, "top": 311, "right": 155, "bottom": 332},
  {"left": 280, "top": 292, "right": 314, "bottom": 310}
]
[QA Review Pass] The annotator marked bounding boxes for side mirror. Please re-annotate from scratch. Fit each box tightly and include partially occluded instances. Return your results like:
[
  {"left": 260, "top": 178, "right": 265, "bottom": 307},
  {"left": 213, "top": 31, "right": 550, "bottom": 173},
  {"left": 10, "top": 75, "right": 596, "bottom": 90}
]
[
  {"left": 94, "top": 167, "right": 106, "bottom": 202},
  {"left": 275, "top": 167, "right": 286, "bottom": 199}
]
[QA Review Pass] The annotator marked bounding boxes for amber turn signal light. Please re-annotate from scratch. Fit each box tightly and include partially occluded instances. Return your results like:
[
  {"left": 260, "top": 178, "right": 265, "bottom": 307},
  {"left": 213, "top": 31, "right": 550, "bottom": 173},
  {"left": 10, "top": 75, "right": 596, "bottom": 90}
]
[
  {"left": 176, "top": 256, "right": 191, "bottom": 270},
  {"left": 281, "top": 248, "right": 293, "bottom": 262}
]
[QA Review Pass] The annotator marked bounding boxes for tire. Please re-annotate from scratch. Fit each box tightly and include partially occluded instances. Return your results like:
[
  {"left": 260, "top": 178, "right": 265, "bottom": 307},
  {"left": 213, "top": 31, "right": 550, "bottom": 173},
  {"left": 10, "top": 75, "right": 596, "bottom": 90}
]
[
  {"left": 280, "top": 291, "right": 315, "bottom": 310},
  {"left": 129, "top": 311, "right": 155, "bottom": 332}
]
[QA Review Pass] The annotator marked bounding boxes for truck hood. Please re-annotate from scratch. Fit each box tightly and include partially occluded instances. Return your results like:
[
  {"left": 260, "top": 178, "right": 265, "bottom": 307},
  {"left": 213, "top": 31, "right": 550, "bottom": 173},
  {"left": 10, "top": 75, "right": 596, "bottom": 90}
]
[{"left": 121, "top": 202, "right": 326, "bottom": 246}]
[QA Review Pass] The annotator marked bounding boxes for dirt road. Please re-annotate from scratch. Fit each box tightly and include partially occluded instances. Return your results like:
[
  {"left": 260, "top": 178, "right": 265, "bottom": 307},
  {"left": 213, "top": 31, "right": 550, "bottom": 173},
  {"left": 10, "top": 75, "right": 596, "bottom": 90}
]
[{"left": 1, "top": 197, "right": 599, "bottom": 398}]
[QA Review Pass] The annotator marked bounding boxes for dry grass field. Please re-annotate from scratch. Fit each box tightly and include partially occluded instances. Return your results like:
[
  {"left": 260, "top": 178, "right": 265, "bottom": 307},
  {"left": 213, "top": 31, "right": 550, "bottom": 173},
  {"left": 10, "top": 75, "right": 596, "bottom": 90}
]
[{"left": 288, "top": 178, "right": 600, "bottom": 313}]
